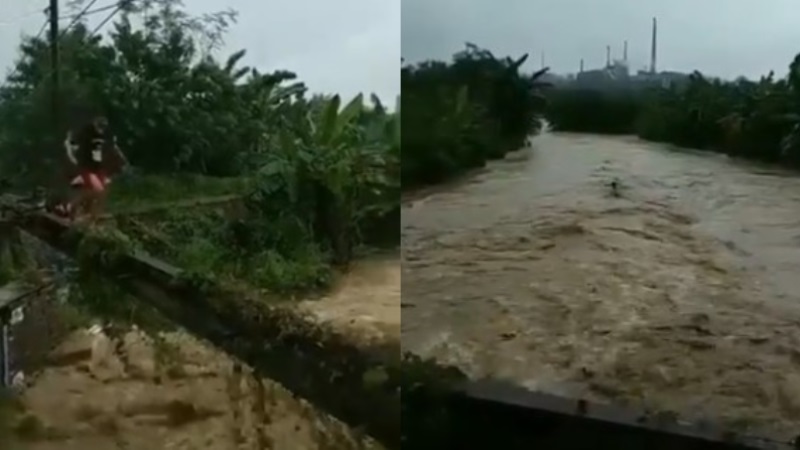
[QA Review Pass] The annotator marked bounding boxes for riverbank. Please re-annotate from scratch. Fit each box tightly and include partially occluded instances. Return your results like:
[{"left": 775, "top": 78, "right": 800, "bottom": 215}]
[
  {"left": 401, "top": 148, "right": 532, "bottom": 205},
  {"left": 401, "top": 45, "right": 548, "bottom": 191},
  {"left": 401, "top": 132, "right": 800, "bottom": 440},
  {"left": 544, "top": 71, "right": 800, "bottom": 169},
  {"left": 299, "top": 252, "right": 400, "bottom": 346}
]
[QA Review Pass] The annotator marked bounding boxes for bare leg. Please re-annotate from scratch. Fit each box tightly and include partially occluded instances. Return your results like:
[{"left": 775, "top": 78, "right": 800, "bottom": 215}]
[
  {"left": 96, "top": 189, "right": 108, "bottom": 221},
  {"left": 86, "top": 193, "right": 100, "bottom": 225},
  {"left": 74, "top": 173, "right": 105, "bottom": 225},
  {"left": 70, "top": 188, "right": 84, "bottom": 220},
  {"left": 68, "top": 190, "right": 84, "bottom": 222},
  {"left": 72, "top": 189, "right": 94, "bottom": 224}
]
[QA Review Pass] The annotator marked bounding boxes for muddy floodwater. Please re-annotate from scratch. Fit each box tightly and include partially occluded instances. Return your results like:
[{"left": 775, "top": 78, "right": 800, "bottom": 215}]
[
  {"left": 402, "top": 133, "right": 800, "bottom": 440},
  {"left": 4, "top": 255, "right": 400, "bottom": 450},
  {"left": 9, "top": 327, "right": 382, "bottom": 450}
]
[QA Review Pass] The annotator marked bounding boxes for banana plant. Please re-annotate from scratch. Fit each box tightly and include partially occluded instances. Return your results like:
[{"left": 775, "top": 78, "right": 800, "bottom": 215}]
[{"left": 252, "top": 93, "right": 394, "bottom": 264}]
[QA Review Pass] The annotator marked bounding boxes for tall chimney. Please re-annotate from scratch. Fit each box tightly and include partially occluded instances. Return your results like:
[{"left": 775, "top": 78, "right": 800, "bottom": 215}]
[
  {"left": 580, "top": 58, "right": 584, "bottom": 73},
  {"left": 623, "top": 40, "right": 628, "bottom": 62},
  {"left": 650, "top": 17, "right": 657, "bottom": 74},
  {"left": 606, "top": 45, "right": 611, "bottom": 67}
]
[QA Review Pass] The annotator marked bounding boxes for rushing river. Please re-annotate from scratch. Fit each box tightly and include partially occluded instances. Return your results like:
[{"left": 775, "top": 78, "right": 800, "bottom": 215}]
[{"left": 402, "top": 132, "right": 800, "bottom": 440}]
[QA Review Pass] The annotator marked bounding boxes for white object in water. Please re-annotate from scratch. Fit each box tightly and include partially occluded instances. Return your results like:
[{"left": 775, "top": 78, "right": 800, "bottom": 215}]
[
  {"left": 10, "top": 306, "right": 23, "bottom": 325},
  {"left": 56, "top": 286, "right": 70, "bottom": 304},
  {"left": 11, "top": 370, "right": 24, "bottom": 388}
]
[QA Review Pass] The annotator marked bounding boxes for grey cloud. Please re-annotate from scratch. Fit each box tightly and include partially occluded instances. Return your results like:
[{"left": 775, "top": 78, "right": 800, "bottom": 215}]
[
  {"left": 0, "top": 0, "right": 399, "bottom": 102},
  {"left": 402, "top": 0, "right": 800, "bottom": 79}
]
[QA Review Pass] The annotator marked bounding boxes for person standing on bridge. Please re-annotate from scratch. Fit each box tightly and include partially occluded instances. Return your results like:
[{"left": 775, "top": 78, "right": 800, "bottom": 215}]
[{"left": 63, "top": 115, "right": 129, "bottom": 222}]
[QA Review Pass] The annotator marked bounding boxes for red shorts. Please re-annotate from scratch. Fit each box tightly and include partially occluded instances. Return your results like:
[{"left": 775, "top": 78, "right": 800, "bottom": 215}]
[{"left": 71, "top": 170, "right": 110, "bottom": 192}]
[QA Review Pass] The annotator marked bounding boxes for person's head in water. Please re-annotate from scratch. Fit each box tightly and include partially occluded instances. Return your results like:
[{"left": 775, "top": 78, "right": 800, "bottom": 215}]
[
  {"left": 92, "top": 115, "right": 109, "bottom": 132},
  {"left": 610, "top": 178, "right": 621, "bottom": 197}
]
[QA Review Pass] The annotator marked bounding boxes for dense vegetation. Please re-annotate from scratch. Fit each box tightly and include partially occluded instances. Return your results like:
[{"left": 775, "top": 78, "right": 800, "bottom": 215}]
[
  {"left": 546, "top": 88, "right": 641, "bottom": 135},
  {"left": 0, "top": 0, "right": 399, "bottom": 294},
  {"left": 402, "top": 44, "right": 551, "bottom": 188},
  {"left": 545, "top": 55, "right": 800, "bottom": 165},
  {"left": 0, "top": 4, "right": 401, "bottom": 442}
]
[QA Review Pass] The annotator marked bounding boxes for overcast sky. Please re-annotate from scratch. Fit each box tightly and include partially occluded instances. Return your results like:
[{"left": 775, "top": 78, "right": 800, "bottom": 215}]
[
  {"left": 0, "top": 0, "right": 400, "bottom": 103},
  {"left": 403, "top": 0, "right": 800, "bottom": 80}
]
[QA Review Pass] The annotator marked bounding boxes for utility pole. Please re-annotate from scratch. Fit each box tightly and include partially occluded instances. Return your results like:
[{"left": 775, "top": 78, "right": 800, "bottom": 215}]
[{"left": 48, "top": 0, "right": 60, "bottom": 135}]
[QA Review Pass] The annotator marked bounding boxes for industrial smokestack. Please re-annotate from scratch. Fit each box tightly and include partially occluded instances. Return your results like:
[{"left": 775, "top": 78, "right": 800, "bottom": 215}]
[
  {"left": 580, "top": 58, "right": 584, "bottom": 73},
  {"left": 623, "top": 40, "right": 628, "bottom": 62},
  {"left": 650, "top": 17, "right": 657, "bottom": 74},
  {"left": 606, "top": 45, "right": 611, "bottom": 67}
]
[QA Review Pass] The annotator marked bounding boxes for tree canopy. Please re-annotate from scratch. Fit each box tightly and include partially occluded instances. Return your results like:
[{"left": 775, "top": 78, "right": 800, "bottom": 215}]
[
  {"left": 545, "top": 55, "right": 800, "bottom": 166},
  {"left": 0, "top": 0, "right": 399, "bottom": 290},
  {"left": 401, "top": 44, "right": 551, "bottom": 187}
]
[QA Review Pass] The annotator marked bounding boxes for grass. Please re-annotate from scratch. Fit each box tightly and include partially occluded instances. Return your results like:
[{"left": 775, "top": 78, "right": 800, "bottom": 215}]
[
  {"left": 97, "top": 173, "right": 333, "bottom": 294},
  {"left": 82, "top": 173, "right": 332, "bottom": 294},
  {"left": 106, "top": 173, "right": 253, "bottom": 212},
  {"left": 110, "top": 208, "right": 334, "bottom": 296},
  {"left": 83, "top": 173, "right": 400, "bottom": 297},
  {"left": 62, "top": 172, "right": 390, "bottom": 306}
]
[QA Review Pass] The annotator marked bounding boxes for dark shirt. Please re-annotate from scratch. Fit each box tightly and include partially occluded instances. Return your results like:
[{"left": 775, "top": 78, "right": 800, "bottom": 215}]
[{"left": 72, "top": 124, "right": 115, "bottom": 170}]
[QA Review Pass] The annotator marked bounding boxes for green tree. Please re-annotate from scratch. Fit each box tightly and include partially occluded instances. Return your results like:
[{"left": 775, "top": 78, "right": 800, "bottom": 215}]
[
  {"left": 0, "top": 0, "right": 399, "bottom": 289},
  {"left": 544, "top": 52, "right": 800, "bottom": 168},
  {"left": 402, "top": 44, "right": 550, "bottom": 188}
]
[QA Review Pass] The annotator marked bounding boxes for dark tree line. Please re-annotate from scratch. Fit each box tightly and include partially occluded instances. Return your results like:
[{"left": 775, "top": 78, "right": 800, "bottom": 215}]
[
  {"left": 545, "top": 54, "right": 800, "bottom": 165},
  {"left": 402, "top": 44, "right": 551, "bottom": 188}
]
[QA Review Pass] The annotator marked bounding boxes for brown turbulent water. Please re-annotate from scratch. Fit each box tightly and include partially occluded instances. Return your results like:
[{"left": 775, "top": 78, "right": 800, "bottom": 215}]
[
  {"left": 402, "top": 132, "right": 800, "bottom": 440},
  {"left": 4, "top": 256, "right": 399, "bottom": 449},
  {"left": 6, "top": 326, "right": 383, "bottom": 450}
]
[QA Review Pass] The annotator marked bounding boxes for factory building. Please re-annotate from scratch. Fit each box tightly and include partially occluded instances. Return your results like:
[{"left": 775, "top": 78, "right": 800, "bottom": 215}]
[{"left": 570, "top": 17, "right": 688, "bottom": 90}]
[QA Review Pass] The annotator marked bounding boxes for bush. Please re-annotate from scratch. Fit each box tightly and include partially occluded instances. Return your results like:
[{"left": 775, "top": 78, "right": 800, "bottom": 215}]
[
  {"left": 402, "top": 44, "right": 551, "bottom": 188},
  {"left": 547, "top": 88, "right": 642, "bottom": 134}
]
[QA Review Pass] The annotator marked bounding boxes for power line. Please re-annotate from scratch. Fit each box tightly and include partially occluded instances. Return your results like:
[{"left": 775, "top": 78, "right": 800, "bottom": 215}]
[
  {"left": 3, "top": 0, "right": 133, "bottom": 89},
  {"left": 35, "top": 19, "right": 49, "bottom": 40},
  {"left": 0, "top": 3, "right": 92, "bottom": 31},
  {"left": 90, "top": 2, "right": 126, "bottom": 36},
  {"left": 61, "top": 2, "right": 119, "bottom": 21},
  {"left": 0, "top": 6, "right": 49, "bottom": 39},
  {"left": 0, "top": 7, "right": 47, "bottom": 26},
  {"left": 61, "top": 0, "right": 101, "bottom": 37},
  {"left": 0, "top": 1, "right": 115, "bottom": 36},
  {"left": 59, "top": 1, "right": 131, "bottom": 38},
  {"left": 49, "top": 0, "right": 121, "bottom": 121}
]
